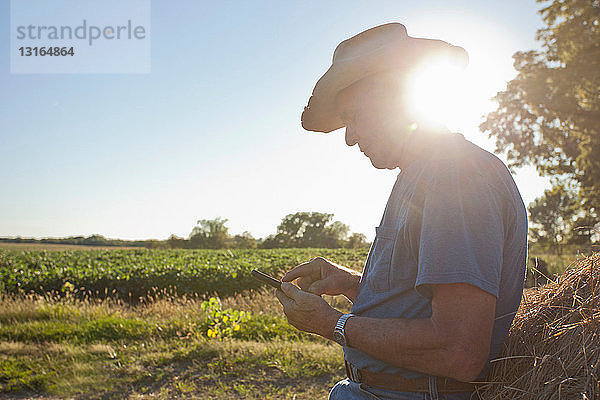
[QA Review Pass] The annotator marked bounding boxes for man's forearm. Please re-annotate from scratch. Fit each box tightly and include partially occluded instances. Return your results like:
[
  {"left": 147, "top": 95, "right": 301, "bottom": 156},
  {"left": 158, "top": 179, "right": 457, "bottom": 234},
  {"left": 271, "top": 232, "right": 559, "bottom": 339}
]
[{"left": 341, "top": 315, "right": 479, "bottom": 382}]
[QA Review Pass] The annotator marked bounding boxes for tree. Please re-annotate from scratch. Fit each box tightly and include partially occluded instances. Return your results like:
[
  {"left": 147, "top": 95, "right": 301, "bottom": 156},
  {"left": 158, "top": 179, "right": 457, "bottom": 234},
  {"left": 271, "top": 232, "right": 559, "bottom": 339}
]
[
  {"left": 189, "top": 217, "right": 230, "bottom": 248},
  {"left": 569, "top": 214, "right": 599, "bottom": 245},
  {"left": 480, "top": 0, "right": 600, "bottom": 213},
  {"left": 231, "top": 231, "right": 258, "bottom": 249},
  {"left": 346, "top": 232, "right": 369, "bottom": 248},
  {"left": 273, "top": 212, "right": 351, "bottom": 248},
  {"left": 259, "top": 234, "right": 287, "bottom": 249},
  {"left": 166, "top": 234, "right": 186, "bottom": 249},
  {"left": 528, "top": 184, "right": 576, "bottom": 254}
]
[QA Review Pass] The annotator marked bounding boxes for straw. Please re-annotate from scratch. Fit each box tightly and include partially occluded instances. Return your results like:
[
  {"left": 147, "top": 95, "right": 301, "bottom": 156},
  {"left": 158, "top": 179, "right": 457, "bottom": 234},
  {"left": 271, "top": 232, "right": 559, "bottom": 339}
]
[{"left": 477, "top": 251, "right": 599, "bottom": 399}]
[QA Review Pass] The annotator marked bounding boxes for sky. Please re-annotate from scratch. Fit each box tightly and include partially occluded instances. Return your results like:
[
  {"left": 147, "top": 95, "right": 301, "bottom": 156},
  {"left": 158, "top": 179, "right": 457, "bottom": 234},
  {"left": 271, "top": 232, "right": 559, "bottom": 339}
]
[{"left": 0, "top": 0, "right": 551, "bottom": 241}]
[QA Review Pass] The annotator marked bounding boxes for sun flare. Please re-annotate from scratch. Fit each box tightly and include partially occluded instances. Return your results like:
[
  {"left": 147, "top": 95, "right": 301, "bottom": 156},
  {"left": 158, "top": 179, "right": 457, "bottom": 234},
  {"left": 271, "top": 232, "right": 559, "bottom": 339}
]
[
  {"left": 406, "top": 58, "right": 468, "bottom": 130},
  {"left": 398, "top": 14, "right": 519, "bottom": 136}
]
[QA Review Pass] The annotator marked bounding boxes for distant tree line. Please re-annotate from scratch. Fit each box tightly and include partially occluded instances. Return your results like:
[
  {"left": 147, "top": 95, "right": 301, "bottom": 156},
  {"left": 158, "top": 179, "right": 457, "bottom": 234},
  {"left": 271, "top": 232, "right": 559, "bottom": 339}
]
[
  {"left": 0, "top": 212, "right": 370, "bottom": 250},
  {"left": 170, "top": 212, "right": 369, "bottom": 249},
  {"left": 0, "top": 235, "right": 162, "bottom": 248}
]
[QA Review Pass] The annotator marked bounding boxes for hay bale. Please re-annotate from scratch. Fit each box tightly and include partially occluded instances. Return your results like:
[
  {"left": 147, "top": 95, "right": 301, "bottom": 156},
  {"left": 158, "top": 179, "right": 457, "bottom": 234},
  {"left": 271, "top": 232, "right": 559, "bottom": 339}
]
[{"left": 477, "top": 251, "right": 600, "bottom": 400}]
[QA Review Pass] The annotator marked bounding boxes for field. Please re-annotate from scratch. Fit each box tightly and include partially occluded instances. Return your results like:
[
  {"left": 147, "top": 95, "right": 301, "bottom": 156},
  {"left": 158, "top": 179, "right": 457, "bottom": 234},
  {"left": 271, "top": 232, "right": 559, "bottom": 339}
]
[
  {"left": 0, "top": 248, "right": 364, "bottom": 399},
  {"left": 0, "top": 247, "right": 584, "bottom": 399},
  {"left": 0, "top": 243, "right": 140, "bottom": 252}
]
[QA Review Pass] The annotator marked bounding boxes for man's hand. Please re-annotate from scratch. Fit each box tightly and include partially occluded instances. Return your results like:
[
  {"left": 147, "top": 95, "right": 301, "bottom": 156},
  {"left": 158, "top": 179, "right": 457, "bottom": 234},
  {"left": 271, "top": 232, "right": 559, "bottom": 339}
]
[
  {"left": 275, "top": 282, "right": 342, "bottom": 340},
  {"left": 282, "top": 257, "right": 361, "bottom": 301}
]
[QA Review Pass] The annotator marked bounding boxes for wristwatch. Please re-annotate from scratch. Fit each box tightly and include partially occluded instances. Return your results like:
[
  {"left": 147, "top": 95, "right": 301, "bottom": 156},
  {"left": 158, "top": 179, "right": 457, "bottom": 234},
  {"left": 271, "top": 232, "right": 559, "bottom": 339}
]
[{"left": 333, "top": 313, "right": 355, "bottom": 346}]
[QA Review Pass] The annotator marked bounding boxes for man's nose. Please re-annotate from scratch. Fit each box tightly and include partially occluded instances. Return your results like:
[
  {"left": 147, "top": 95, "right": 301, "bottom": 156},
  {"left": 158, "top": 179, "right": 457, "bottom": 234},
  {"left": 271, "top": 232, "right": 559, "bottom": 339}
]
[{"left": 345, "top": 127, "right": 358, "bottom": 146}]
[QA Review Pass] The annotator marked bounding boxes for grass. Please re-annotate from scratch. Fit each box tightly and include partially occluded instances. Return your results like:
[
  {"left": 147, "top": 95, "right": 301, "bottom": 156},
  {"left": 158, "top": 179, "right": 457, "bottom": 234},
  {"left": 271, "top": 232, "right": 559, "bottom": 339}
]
[
  {"left": 0, "top": 291, "right": 346, "bottom": 399},
  {"left": 526, "top": 245, "right": 597, "bottom": 285},
  {"left": 0, "top": 338, "right": 343, "bottom": 399}
]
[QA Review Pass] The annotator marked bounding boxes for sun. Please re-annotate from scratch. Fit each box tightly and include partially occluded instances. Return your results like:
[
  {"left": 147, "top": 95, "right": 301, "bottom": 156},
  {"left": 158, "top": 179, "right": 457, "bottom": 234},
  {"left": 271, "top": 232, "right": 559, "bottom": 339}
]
[
  {"left": 398, "top": 13, "right": 520, "bottom": 136},
  {"left": 406, "top": 57, "right": 470, "bottom": 130}
]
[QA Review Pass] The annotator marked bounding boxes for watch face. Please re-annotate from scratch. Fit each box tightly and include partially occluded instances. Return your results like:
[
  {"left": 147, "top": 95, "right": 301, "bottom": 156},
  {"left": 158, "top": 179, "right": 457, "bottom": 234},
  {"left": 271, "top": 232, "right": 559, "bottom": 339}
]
[{"left": 333, "top": 330, "right": 346, "bottom": 346}]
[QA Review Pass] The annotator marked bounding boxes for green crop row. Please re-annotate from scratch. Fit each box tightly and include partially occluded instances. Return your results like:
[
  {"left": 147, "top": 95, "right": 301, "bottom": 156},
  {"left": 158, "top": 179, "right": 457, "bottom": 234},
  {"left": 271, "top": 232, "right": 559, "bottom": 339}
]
[{"left": 0, "top": 248, "right": 368, "bottom": 299}]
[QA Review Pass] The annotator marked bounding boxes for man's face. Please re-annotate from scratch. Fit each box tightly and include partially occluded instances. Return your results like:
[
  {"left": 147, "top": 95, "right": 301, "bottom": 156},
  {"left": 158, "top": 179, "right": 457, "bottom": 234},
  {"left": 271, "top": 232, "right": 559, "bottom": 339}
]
[{"left": 335, "top": 73, "right": 416, "bottom": 169}]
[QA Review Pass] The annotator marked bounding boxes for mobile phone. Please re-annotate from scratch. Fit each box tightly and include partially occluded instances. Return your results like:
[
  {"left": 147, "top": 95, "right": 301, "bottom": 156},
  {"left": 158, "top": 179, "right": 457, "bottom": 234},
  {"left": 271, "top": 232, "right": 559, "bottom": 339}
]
[{"left": 251, "top": 269, "right": 282, "bottom": 290}]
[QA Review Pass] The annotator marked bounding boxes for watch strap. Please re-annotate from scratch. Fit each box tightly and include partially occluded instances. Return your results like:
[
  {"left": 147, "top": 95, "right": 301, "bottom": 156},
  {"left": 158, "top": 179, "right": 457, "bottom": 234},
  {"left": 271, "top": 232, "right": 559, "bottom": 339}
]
[{"left": 334, "top": 313, "right": 355, "bottom": 345}]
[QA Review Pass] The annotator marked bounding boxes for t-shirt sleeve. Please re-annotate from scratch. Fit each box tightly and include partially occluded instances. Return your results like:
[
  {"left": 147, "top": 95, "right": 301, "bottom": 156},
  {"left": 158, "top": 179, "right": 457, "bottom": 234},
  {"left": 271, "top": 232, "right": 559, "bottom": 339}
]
[{"left": 415, "top": 159, "right": 504, "bottom": 299}]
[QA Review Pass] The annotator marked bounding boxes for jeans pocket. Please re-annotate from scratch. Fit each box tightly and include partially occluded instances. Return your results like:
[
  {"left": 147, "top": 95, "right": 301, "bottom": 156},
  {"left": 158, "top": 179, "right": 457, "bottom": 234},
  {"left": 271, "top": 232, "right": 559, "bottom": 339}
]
[{"left": 364, "top": 225, "right": 397, "bottom": 292}]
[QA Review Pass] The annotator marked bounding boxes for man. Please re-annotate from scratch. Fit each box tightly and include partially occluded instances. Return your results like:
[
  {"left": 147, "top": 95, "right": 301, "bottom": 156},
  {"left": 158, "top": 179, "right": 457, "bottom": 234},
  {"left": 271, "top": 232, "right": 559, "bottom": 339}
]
[{"left": 275, "top": 23, "right": 527, "bottom": 399}]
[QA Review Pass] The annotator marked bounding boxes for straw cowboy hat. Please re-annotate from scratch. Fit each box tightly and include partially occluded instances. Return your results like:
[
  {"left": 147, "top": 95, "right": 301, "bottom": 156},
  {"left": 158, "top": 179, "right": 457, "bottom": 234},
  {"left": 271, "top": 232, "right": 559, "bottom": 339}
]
[{"left": 301, "top": 23, "right": 469, "bottom": 133}]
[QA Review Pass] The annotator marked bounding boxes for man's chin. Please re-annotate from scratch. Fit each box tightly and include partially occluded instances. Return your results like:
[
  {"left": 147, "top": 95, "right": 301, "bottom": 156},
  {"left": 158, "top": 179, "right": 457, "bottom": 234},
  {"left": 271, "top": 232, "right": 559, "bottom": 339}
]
[{"left": 369, "top": 157, "right": 397, "bottom": 170}]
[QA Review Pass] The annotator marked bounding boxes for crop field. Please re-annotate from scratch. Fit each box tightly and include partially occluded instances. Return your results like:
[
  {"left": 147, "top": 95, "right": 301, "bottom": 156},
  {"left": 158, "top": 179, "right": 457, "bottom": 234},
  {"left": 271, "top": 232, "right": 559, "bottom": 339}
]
[
  {"left": 0, "top": 247, "right": 582, "bottom": 399},
  {"left": 0, "top": 248, "right": 369, "bottom": 299}
]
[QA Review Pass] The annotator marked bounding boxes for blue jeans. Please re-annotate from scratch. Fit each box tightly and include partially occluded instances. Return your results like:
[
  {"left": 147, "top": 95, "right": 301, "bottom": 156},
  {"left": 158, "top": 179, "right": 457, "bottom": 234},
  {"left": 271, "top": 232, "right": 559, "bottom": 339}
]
[{"left": 328, "top": 378, "right": 475, "bottom": 400}]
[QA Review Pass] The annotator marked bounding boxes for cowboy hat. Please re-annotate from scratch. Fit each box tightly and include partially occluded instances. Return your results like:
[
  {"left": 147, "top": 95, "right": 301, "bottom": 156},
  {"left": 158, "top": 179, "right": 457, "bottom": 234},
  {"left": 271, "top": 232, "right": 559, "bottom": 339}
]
[{"left": 301, "top": 23, "right": 469, "bottom": 133}]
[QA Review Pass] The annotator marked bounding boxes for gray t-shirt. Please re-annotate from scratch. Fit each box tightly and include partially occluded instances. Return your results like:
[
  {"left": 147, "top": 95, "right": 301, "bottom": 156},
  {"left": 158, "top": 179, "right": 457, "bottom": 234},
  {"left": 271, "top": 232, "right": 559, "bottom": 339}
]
[{"left": 345, "top": 132, "right": 527, "bottom": 381}]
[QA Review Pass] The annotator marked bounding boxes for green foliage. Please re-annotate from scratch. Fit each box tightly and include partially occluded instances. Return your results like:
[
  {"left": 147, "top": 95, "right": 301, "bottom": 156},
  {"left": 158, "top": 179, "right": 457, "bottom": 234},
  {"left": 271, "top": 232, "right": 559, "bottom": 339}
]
[
  {"left": 189, "top": 217, "right": 230, "bottom": 249},
  {"left": 200, "top": 297, "right": 248, "bottom": 339},
  {"left": 570, "top": 214, "right": 598, "bottom": 245},
  {"left": 231, "top": 231, "right": 258, "bottom": 249},
  {"left": 197, "top": 297, "right": 314, "bottom": 341},
  {"left": 264, "top": 212, "right": 351, "bottom": 248},
  {"left": 0, "top": 359, "right": 51, "bottom": 393},
  {"left": 346, "top": 232, "right": 369, "bottom": 249},
  {"left": 234, "top": 313, "right": 313, "bottom": 341},
  {"left": 528, "top": 183, "right": 577, "bottom": 254},
  {"left": 0, "top": 315, "right": 155, "bottom": 344},
  {"left": 480, "top": 0, "right": 600, "bottom": 213},
  {"left": 166, "top": 234, "right": 187, "bottom": 249},
  {"left": 0, "top": 248, "right": 368, "bottom": 299},
  {"left": 528, "top": 182, "right": 598, "bottom": 250}
]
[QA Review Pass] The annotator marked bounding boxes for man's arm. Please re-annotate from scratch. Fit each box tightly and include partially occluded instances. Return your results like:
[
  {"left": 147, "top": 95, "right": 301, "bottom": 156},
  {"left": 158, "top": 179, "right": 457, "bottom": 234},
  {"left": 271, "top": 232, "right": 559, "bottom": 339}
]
[
  {"left": 277, "top": 280, "right": 496, "bottom": 383},
  {"left": 342, "top": 282, "right": 496, "bottom": 382}
]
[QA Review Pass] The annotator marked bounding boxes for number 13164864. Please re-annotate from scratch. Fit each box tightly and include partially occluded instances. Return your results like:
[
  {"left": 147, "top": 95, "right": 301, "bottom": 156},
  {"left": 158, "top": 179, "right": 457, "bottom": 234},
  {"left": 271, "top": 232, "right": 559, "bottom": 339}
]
[{"left": 19, "top": 47, "right": 75, "bottom": 56}]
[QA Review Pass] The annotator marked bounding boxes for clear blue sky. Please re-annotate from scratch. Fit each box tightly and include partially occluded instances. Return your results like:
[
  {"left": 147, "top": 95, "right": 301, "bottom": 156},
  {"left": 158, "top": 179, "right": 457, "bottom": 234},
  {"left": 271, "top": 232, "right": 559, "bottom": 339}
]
[{"left": 0, "top": 0, "right": 549, "bottom": 241}]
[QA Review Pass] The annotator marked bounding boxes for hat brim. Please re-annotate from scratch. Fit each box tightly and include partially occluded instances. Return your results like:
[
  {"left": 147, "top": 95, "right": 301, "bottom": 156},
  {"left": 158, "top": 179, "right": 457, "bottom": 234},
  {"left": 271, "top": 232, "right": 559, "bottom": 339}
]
[{"left": 301, "top": 37, "right": 468, "bottom": 133}]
